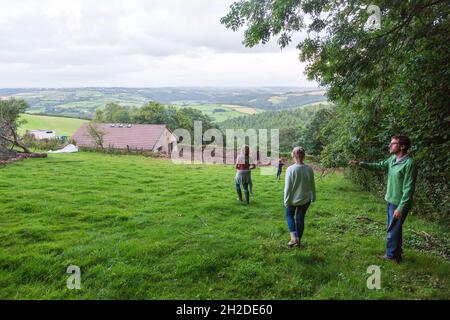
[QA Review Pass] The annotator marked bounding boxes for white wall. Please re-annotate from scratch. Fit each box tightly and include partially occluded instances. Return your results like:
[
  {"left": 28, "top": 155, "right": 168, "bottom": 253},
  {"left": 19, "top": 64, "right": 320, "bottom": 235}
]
[{"left": 28, "top": 130, "right": 56, "bottom": 140}]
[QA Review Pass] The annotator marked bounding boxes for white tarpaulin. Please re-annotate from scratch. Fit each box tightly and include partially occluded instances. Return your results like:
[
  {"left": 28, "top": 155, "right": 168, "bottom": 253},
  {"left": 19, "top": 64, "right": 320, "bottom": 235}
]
[{"left": 48, "top": 144, "right": 78, "bottom": 154}]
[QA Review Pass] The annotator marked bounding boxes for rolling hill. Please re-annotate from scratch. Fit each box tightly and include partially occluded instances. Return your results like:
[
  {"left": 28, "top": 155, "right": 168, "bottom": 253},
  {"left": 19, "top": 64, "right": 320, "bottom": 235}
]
[
  {"left": 1, "top": 87, "right": 328, "bottom": 121},
  {"left": 219, "top": 103, "right": 332, "bottom": 130}
]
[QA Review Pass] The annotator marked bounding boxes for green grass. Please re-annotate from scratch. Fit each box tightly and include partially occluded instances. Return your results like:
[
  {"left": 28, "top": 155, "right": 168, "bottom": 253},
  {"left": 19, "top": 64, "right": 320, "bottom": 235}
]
[
  {"left": 19, "top": 114, "right": 89, "bottom": 136},
  {"left": 0, "top": 152, "right": 448, "bottom": 299}
]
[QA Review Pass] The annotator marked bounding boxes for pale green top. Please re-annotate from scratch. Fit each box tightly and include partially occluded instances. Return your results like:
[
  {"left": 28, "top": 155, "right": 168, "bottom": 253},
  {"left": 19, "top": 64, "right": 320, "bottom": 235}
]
[{"left": 284, "top": 164, "right": 316, "bottom": 207}]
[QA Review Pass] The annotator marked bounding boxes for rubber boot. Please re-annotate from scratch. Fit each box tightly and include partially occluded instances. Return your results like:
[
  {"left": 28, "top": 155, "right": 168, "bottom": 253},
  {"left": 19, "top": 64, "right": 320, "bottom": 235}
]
[
  {"left": 244, "top": 192, "right": 250, "bottom": 205},
  {"left": 236, "top": 189, "right": 243, "bottom": 202}
]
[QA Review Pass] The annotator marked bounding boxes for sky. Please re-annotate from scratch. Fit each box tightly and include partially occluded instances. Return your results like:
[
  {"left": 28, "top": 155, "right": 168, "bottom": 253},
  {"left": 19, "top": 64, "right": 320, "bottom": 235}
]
[{"left": 0, "top": 0, "right": 315, "bottom": 88}]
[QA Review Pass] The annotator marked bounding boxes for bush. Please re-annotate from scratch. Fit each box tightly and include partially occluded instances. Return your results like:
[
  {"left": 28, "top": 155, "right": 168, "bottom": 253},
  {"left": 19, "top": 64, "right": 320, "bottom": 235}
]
[
  {"left": 22, "top": 134, "right": 64, "bottom": 151},
  {"left": 78, "top": 146, "right": 168, "bottom": 158}
]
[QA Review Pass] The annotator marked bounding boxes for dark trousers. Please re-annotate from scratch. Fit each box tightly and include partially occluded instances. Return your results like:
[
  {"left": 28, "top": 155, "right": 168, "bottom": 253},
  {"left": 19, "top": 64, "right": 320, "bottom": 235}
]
[{"left": 386, "top": 203, "right": 409, "bottom": 258}]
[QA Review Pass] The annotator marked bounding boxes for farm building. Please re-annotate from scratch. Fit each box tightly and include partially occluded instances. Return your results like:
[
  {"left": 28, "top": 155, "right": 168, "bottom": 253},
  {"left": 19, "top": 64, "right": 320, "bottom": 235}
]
[
  {"left": 72, "top": 123, "right": 177, "bottom": 153},
  {"left": 27, "top": 129, "right": 57, "bottom": 140}
]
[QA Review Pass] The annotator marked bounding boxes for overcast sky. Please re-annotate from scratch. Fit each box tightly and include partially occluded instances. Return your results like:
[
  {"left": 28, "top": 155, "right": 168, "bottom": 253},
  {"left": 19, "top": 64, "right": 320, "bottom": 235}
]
[{"left": 0, "top": 0, "right": 315, "bottom": 88}]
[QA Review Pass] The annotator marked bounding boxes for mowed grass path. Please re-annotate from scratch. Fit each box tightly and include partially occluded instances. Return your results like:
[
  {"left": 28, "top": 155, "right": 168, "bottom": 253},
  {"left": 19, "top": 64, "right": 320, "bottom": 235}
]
[{"left": 0, "top": 153, "right": 448, "bottom": 299}]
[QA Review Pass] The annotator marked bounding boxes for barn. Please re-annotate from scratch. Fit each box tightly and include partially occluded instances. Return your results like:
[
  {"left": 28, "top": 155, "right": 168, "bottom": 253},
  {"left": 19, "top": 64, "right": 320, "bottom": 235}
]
[{"left": 72, "top": 123, "right": 177, "bottom": 153}]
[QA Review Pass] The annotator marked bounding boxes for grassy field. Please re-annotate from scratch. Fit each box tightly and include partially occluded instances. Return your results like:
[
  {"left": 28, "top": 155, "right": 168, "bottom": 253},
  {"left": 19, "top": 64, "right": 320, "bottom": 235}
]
[
  {"left": 0, "top": 152, "right": 448, "bottom": 299},
  {"left": 178, "top": 104, "right": 263, "bottom": 123},
  {"left": 19, "top": 114, "right": 89, "bottom": 136}
]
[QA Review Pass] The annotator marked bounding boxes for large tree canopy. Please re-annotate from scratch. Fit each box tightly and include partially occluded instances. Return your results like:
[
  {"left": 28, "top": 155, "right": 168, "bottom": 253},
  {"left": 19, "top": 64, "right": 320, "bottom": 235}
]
[{"left": 222, "top": 0, "right": 449, "bottom": 218}]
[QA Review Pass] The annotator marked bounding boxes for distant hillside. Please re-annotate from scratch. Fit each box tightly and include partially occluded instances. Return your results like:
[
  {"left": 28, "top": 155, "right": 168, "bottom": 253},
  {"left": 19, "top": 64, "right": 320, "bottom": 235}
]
[
  {"left": 219, "top": 103, "right": 332, "bottom": 130},
  {"left": 0, "top": 87, "right": 327, "bottom": 120},
  {"left": 19, "top": 114, "right": 89, "bottom": 136},
  {"left": 177, "top": 104, "right": 262, "bottom": 123}
]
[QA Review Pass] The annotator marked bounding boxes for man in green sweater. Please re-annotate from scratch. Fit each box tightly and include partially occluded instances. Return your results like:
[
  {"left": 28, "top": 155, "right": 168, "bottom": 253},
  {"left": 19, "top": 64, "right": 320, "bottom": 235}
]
[{"left": 350, "top": 135, "right": 418, "bottom": 263}]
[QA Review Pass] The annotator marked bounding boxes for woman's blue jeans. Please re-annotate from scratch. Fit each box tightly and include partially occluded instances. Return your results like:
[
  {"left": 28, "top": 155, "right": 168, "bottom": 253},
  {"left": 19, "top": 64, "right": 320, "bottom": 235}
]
[{"left": 286, "top": 202, "right": 311, "bottom": 241}]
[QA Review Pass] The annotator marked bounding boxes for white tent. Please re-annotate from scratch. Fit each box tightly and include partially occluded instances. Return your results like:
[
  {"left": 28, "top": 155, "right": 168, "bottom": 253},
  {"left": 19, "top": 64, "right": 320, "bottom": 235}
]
[{"left": 48, "top": 144, "right": 78, "bottom": 154}]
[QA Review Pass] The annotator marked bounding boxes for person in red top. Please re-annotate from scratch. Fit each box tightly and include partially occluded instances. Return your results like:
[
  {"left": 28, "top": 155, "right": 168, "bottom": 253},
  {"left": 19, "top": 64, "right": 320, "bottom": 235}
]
[{"left": 235, "top": 145, "right": 256, "bottom": 204}]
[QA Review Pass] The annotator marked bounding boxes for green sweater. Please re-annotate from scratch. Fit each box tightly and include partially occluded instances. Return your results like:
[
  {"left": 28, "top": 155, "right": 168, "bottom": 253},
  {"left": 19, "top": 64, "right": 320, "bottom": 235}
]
[{"left": 360, "top": 155, "right": 418, "bottom": 213}]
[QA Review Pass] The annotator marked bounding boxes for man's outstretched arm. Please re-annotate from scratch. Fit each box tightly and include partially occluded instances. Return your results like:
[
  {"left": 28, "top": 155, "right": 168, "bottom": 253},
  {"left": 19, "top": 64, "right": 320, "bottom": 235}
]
[{"left": 349, "top": 158, "right": 390, "bottom": 171}]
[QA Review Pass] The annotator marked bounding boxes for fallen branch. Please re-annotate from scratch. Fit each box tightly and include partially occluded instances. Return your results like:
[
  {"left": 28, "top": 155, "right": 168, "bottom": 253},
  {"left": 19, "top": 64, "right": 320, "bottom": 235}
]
[
  {"left": 356, "top": 215, "right": 449, "bottom": 260},
  {"left": 0, "top": 152, "right": 47, "bottom": 165}
]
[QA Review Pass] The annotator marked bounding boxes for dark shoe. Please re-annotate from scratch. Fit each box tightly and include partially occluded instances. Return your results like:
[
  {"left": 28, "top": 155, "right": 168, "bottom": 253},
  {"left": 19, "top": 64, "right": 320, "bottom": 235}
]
[{"left": 380, "top": 254, "right": 400, "bottom": 264}]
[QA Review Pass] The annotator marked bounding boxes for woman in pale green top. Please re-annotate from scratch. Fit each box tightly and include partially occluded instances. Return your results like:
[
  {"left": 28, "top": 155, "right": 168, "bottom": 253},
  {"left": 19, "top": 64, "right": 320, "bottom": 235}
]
[{"left": 284, "top": 147, "right": 316, "bottom": 248}]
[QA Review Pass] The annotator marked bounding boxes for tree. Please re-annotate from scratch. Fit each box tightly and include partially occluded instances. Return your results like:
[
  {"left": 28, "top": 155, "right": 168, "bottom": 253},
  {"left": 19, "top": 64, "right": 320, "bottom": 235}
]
[
  {"left": 299, "top": 108, "right": 335, "bottom": 155},
  {"left": 175, "top": 107, "right": 216, "bottom": 135},
  {"left": 87, "top": 124, "right": 106, "bottom": 150},
  {"left": 132, "top": 102, "right": 169, "bottom": 125},
  {"left": 0, "top": 98, "right": 31, "bottom": 153},
  {"left": 222, "top": 0, "right": 449, "bottom": 218},
  {"left": 279, "top": 127, "right": 302, "bottom": 152},
  {"left": 95, "top": 103, "right": 131, "bottom": 124},
  {"left": 94, "top": 109, "right": 105, "bottom": 122},
  {"left": 131, "top": 102, "right": 217, "bottom": 136},
  {"left": 112, "top": 108, "right": 131, "bottom": 123}
]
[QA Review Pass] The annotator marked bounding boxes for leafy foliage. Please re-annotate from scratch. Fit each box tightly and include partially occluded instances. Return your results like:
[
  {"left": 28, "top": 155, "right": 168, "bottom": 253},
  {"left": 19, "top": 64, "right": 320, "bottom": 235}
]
[
  {"left": 220, "top": 104, "right": 330, "bottom": 152},
  {"left": 87, "top": 123, "right": 107, "bottom": 150},
  {"left": 94, "top": 101, "right": 217, "bottom": 138},
  {"left": 297, "top": 108, "right": 335, "bottom": 155},
  {"left": 22, "top": 134, "right": 64, "bottom": 152},
  {"left": 0, "top": 98, "right": 30, "bottom": 153}
]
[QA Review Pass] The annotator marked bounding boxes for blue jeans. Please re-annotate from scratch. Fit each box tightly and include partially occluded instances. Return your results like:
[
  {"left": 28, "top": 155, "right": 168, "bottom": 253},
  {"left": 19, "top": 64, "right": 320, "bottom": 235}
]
[
  {"left": 235, "top": 182, "right": 249, "bottom": 193},
  {"left": 286, "top": 202, "right": 311, "bottom": 241},
  {"left": 386, "top": 203, "right": 409, "bottom": 258},
  {"left": 236, "top": 182, "right": 250, "bottom": 202}
]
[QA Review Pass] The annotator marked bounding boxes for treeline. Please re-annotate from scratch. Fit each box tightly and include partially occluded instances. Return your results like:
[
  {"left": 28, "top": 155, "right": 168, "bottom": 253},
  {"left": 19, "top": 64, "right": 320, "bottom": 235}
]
[
  {"left": 220, "top": 104, "right": 328, "bottom": 129},
  {"left": 220, "top": 104, "right": 333, "bottom": 153},
  {"left": 94, "top": 102, "right": 216, "bottom": 135}
]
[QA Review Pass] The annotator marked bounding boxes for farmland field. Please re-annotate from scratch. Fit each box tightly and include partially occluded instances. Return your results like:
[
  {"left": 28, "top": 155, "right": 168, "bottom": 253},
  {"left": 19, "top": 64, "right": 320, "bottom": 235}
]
[
  {"left": 180, "top": 104, "right": 262, "bottom": 122},
  {"left": 0, "top": 152, "right": 448, "bottom": 299},
  {"left": 18, "top": 114, "right": 89, "bottom": 136}
]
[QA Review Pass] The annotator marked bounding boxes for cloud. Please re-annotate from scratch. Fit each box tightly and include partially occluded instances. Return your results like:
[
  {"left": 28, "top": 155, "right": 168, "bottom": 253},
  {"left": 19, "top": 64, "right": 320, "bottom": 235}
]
[{"left": 0, "top": 0, "right": 314, "bottom": 87}]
